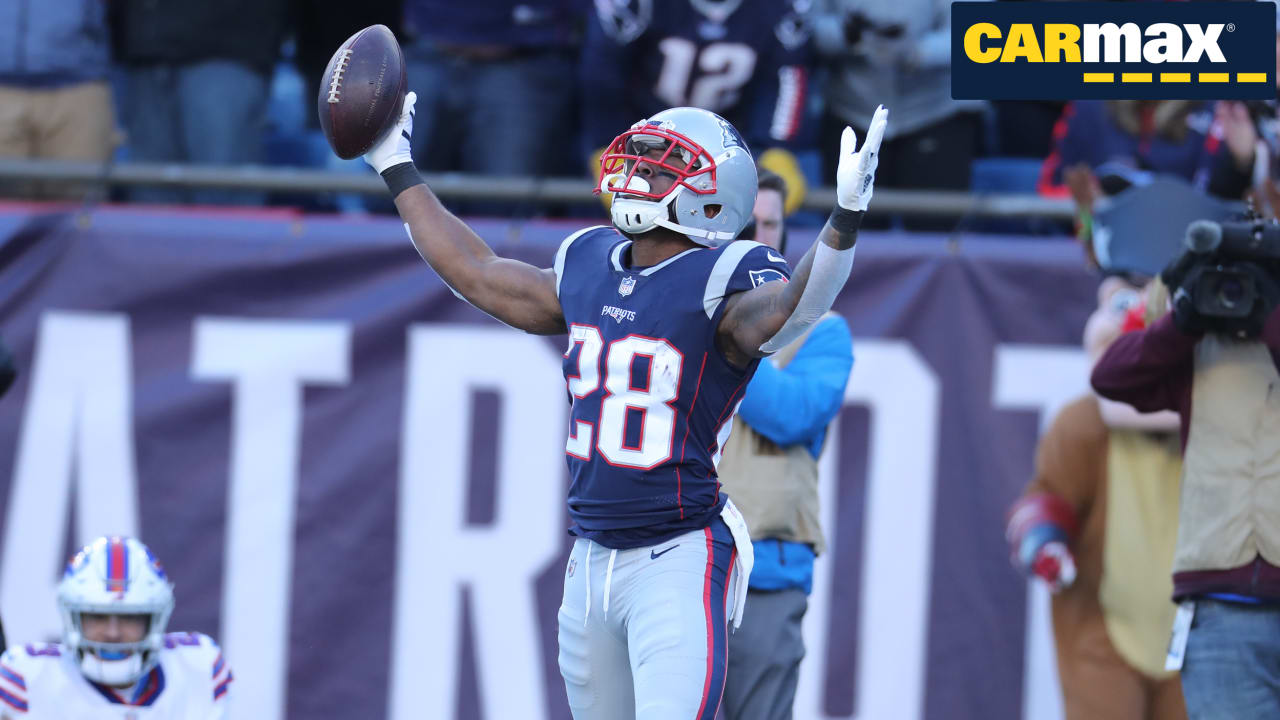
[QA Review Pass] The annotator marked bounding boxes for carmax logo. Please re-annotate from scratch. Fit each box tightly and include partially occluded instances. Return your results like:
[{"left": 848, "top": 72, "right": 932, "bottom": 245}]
[{"left": 952, "top": 2, "right": 1276, "bottom": 100}]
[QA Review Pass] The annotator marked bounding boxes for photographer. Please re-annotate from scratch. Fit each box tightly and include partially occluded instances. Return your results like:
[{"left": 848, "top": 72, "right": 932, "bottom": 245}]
[{"left": 1091, "top": 218, "right": 1280, "bottom": 720}]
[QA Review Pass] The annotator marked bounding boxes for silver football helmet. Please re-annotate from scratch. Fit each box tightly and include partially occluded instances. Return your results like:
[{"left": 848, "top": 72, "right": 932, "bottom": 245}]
[
  {"left": 58, "top": 537, "right": 175, "bottom": 686},
  {"left": 596, "top": 107, "right": 757, "bottom": 248}
]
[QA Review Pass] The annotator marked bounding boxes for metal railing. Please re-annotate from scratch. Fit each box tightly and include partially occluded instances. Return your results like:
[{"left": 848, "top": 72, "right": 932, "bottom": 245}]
[{"left": 0, "top": 158, "right": 1077, "bottom": 220}]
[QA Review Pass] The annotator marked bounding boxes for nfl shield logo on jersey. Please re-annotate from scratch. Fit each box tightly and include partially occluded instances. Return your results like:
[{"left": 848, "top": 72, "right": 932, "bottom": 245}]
[{"left": 619, "top": 275, "right": 637, "bottom": 296}]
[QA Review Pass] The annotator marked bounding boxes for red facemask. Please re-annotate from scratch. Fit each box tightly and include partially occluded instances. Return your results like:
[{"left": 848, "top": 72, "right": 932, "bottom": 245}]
[{"left": 596, "top": 122, "right": 719, "bottom": 201}]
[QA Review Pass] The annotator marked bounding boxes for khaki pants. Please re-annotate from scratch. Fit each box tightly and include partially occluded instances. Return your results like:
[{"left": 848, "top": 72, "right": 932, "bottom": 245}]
[{"left": 0, "top": 82, "right": 116, "bottom": 199}]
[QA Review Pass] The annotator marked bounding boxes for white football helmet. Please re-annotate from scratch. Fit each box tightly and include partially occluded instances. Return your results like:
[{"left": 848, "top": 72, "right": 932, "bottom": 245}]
[
  {"left": 596, "top": 107, "right": 757, "bottom": 248},
  {"left": 57, "top": 537, "right": 175, "bottom": 686}
]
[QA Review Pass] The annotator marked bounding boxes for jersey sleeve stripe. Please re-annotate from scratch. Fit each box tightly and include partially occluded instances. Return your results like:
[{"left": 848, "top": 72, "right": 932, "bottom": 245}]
[
  {"left": 212, "top": 653, "right": 225, "bottom": 679},
  {"left": 0, "top": 685, "right": 26, "bottom": 712},
  {"left": 553, "top": 226, "right": 604, "bottom": 298},
  {"left": 213, "top": 670, "right": 234, "bottom": 701},
  {"left": 0, "top": 664, "right": 25, "bottom": 690},
  {"left": 702, "top": 241, "right": 764, "bottom": 320},
  {"left": 770, "top": 66, "right": 807, "bottom": 142}
]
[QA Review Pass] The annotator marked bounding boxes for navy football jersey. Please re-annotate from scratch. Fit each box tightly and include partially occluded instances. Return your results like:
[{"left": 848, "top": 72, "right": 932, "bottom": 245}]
[
  {"left": 579, "top": 0, "right": 813, "bottom": 154},
  {"left": 553, "top": 225, "right": 792, "bottom": 549}
]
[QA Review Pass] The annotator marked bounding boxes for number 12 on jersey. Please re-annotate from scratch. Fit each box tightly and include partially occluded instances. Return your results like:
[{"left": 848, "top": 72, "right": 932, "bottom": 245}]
[{"left": 565, "top": 324, "right": 684, "bottom": 470}]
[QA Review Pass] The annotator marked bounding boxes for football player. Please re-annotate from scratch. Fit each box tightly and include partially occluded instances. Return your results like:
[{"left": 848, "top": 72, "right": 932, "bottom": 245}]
[
  {"left": 580, "top": 0, "right": 815, "bottom": 214},
  {"left": 364, "top": 93, "right": 887, "bottom": 719},
  {"left": 0, "top": 537, "right": 231, "bottom": 718}
]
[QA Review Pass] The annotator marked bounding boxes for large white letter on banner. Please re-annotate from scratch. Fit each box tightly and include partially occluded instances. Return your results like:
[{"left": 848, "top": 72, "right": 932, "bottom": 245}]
[
  {"left": 992, "top": 344, "right": 1089, "bottom": 720},
  {"left": 796, "top": 339, "right": 940, "bottom": 720},
  {"left": 1, "top": 312, "right": 140, "bottom": 645},
  {"left": 389, "top": 326, "right": 564, "bottom": 720},
  {"left": 192, "top": 317, "right": 351, "bottom": 720}
]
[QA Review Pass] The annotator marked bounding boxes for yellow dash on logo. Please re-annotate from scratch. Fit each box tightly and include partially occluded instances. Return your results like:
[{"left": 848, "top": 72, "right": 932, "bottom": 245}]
[
  {"left": 1082, "top": 73, "right": 1114, "bottom": 83},
  {"left": 1160, "top": 73, "right": 1191, "bottom": 83},
  {"left": 1121, "top": 73, "right": 1152, "bottom": 83},
  {"left": 1238, "top": 73, "right": 1269, "bottom": 83},
  {"left": 1199, "top": 73, "right": 1230, "bottom": 83}
]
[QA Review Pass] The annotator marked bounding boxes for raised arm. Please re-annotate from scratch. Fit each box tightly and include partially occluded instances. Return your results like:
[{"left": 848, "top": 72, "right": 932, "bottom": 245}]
[
  {"left": 1090, "top": 313, "right": 1197, "bottom": 413},
  {"left": 366, "top": 93, "right": 565, "bottom": 336},
  {"left": 718, "top": 106, "right": 887, "bottom": 364}
]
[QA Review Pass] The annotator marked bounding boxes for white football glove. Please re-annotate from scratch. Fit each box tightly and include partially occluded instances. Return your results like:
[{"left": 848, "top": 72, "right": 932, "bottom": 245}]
[
  {"left": 364, "top": 91, "right": 417, "bottom": 174},
  {"left": 836, "top": 104, "right": 888, "bottom": 212}
]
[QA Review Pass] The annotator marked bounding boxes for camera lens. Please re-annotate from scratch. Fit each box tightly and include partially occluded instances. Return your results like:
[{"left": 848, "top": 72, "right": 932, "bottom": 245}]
[{"left": 1218, "top": 278, "right": 1245, "bottom": 309}]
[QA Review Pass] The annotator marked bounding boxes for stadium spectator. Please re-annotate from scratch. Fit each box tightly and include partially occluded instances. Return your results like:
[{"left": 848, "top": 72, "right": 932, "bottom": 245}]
[
  {"left": 580, "top": 0, "right": 814, "bottom": 214},
  {"left": 991, "top": 101, "right": 1066, "bottom": 158},
  {"left": 1039, "top": 101, "right": 1254, "bottom": 201},
  {"left": 0, "top": 0, "right": 116, "bottom": 200},
  {"left": 1205, "top": 19, "right": 1280, "bottom": 211},
  {"left": 809, "top": 0, "right": 985, "bottom": 193},
  {"left": 401, "top": 1, "right": 582, "bottom": 180},
  {"left": 1259, "top": 18, "right": 1280, "bottom": 216},
  {"left": 717, "top": 170, "right": 854, "bottom": 720},
  {"left": 294, "top": 1, "right": 405, "bottom": 134},
  {"left": 1007, "top": 277, "right": 1186, "bottom": 720},
  {"left": 1041, "top": 101, "right": 1256, "bottom": 265},
  {"left": 1092, "top": 249, "right": 1280, "bottom": 720},
  {"left": 110, "top": 0, "right": 290, "bottom": 205}
]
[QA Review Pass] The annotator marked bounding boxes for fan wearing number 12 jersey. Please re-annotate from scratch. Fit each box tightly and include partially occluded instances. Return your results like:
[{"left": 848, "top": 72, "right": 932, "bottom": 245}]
[
  {"left": 580, "top": 0, "right": 812, "bottom": 156},
  {"left": 362, "top": 85, "right": 886, "bottom": 718}
]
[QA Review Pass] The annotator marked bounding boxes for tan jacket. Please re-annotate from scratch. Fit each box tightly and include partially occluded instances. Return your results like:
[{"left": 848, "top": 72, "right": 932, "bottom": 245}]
[
  {"left": 717, "top": 321, "right": 829, "bottom": 555},
  {"left": 1174, "top": 336, "right": 1280, "bottom": 574}
]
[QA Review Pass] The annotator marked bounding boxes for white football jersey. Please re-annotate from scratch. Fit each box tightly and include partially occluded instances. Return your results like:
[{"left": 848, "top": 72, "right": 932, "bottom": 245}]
[{"left": 0, "top": 633, "right": 230, "bottom": 720}]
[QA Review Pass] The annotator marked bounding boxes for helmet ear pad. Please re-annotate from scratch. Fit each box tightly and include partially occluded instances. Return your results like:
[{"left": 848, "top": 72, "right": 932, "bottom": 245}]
[{"left": 665, "top": 148, "right": 756, "bottom": 246}]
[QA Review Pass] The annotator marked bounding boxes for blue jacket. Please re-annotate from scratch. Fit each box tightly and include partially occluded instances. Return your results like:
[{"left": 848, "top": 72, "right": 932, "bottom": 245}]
[
  {"left": 0, "top": 0, "right": 109, "bottom": 85},
  {"left": 738, "top": 315, "right": 853, "bottom": 593}
]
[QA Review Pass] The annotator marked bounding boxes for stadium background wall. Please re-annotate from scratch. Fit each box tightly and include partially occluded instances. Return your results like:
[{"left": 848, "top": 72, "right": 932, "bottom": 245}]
[{"left": 0, "top": 207, "right": 1102, "bottom": 720}]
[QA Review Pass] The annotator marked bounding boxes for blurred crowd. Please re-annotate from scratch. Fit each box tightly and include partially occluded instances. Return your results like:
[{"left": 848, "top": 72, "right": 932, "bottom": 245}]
[{"left": 2, "top": 0, "right": 1279, "bottom": 229}]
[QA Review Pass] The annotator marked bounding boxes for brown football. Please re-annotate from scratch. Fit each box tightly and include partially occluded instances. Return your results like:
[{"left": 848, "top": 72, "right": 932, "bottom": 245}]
[{"left": 317, "top": 24, "right": 408, "bottom": 160}]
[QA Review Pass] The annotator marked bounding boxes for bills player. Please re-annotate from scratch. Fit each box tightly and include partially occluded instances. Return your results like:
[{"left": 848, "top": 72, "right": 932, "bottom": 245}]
[
  {"left": 0, "top": 537, "right": 231, "bottom": 719},
  {"left": 363, "top": 92, "right": 887, "bottom": 718}
]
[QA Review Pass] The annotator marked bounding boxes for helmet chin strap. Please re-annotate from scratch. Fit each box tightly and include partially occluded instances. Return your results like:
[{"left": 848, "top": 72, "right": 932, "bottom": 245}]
[{"left": 652, "top": 216, "right": 736, "bottom": 245}]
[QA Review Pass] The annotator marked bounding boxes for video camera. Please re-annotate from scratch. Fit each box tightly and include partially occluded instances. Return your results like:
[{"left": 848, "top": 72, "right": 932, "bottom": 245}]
[{"left": 1164, "top": 214, "right": 1280, "bottom": 338}]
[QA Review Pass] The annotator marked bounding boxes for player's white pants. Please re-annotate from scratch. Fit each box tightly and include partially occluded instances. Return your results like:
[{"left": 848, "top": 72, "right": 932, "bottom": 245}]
[{"left": 557, "top": 516, "right": 739, "bottom": 720}]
